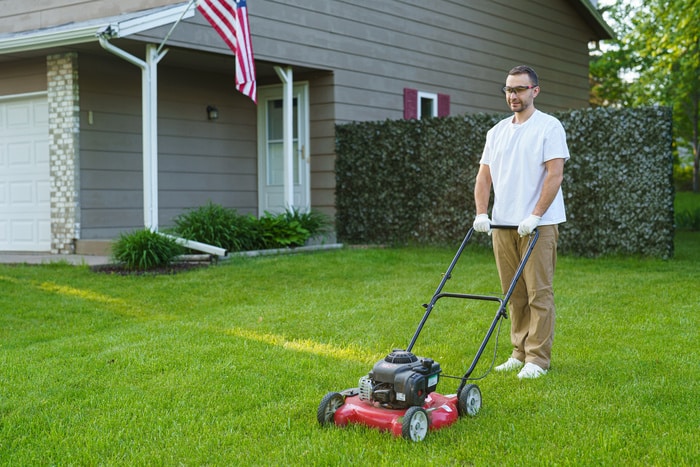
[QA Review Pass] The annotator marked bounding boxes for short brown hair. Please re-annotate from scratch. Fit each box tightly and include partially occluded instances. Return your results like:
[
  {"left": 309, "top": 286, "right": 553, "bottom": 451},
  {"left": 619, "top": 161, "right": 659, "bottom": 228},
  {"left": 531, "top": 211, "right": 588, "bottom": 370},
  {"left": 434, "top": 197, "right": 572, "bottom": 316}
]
[{"left": 508, "top": 65, "right": 539, "bottom": 86}]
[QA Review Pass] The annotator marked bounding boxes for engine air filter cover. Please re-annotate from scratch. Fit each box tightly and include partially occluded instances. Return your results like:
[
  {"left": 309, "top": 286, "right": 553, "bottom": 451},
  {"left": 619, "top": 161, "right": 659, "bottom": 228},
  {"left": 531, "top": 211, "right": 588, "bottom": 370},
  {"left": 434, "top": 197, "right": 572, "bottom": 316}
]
[{"left": 384, "top": 349, "right": 418, "bottom": 364}]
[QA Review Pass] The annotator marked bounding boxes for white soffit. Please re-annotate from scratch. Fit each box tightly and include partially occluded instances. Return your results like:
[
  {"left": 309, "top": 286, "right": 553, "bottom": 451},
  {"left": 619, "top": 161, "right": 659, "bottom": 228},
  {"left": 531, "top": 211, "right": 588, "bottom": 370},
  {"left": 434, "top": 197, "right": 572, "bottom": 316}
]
[{"left": 0, "top": 2, "right": 195, "bottom": 54}]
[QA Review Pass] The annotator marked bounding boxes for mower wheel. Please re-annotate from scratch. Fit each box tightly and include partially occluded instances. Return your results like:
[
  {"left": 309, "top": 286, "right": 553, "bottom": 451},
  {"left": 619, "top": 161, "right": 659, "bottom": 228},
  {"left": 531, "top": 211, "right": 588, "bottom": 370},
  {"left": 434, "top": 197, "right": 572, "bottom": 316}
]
[
  {"left": 458, "top": 384, "right": 482, "bottom": 417},
  {"left": 401, "top": 406, "right": 430, "bottom": 442},
  {"left": 317, "top": 392, "right": 344, "bottom": 426}
]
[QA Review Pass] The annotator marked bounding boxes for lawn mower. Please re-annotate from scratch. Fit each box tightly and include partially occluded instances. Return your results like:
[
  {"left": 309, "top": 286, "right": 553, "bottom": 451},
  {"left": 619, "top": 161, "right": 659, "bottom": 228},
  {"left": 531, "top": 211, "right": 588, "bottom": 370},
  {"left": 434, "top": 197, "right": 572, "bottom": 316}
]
[{"left": 317, "top": 226, "right": 539, "bottom": 441}]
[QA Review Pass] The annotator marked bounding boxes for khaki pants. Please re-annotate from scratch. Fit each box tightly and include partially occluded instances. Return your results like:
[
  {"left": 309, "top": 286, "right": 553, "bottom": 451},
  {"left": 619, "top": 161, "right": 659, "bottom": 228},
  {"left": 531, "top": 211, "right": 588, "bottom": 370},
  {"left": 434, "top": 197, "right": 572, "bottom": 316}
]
[{"left": 492, "top": 225, "right": 558, "bottom": 370}]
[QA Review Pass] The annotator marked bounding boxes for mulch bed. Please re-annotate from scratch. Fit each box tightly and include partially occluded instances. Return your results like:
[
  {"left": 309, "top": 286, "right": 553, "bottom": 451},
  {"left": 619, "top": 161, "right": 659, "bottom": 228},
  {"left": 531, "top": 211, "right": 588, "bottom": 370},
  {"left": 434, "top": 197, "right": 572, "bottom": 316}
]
[{"left": 91, "top": 262, "right": 210, "bottom": 276}]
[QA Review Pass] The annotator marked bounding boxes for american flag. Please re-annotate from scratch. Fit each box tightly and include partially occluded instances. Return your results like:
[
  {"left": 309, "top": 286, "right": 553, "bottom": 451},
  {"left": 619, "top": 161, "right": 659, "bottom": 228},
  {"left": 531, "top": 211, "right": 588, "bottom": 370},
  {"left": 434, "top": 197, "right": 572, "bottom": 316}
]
[{"left": 197, "top": 0, "right": 257, "bottom": 103}]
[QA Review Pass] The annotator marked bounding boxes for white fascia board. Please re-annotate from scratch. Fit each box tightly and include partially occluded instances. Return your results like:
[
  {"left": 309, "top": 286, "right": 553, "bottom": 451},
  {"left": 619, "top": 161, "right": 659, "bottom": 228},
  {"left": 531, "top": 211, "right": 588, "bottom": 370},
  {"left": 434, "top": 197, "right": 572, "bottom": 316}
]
[
  {"left": 0, "top": 23, "right": 109, "bottom": 53},
  {"left": 0, "top": 2, "right": 195, "bottom": 55}
]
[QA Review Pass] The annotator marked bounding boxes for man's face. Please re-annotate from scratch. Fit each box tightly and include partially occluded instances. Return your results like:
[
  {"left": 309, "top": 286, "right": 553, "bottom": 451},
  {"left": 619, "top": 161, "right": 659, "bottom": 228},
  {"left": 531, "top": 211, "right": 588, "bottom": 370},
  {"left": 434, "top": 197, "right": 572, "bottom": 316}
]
[{"left": 504, "top": 73, "right": 539, "bottom": 113}]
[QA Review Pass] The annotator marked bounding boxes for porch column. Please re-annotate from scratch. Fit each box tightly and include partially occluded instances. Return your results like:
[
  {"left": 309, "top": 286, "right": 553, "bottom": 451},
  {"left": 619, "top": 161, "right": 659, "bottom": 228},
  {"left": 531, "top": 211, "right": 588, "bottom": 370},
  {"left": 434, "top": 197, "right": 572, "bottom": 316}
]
[
  {"left": 143, "top": 44, "right": 160, "bottom": 231},
  {"left": 274, "top": 66, "right": 294, "bottom": 209},
  {"left": 98, "top": 38, "right": 167, "bottom": 231}
]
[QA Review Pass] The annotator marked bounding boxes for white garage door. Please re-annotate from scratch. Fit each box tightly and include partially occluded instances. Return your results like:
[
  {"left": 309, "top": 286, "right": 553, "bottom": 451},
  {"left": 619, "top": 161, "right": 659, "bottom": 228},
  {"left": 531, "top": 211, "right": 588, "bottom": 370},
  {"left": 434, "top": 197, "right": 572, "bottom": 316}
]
[{"left": 0, "top": 95, "right": 50, "bottom": 251}]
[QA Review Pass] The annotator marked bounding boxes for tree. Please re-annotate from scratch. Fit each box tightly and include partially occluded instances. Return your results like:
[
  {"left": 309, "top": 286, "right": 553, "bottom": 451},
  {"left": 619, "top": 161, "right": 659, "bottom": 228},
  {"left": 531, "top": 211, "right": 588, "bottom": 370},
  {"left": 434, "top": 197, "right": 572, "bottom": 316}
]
[{"left": 591, "top": 0, "right": 700, "bottom": 192}]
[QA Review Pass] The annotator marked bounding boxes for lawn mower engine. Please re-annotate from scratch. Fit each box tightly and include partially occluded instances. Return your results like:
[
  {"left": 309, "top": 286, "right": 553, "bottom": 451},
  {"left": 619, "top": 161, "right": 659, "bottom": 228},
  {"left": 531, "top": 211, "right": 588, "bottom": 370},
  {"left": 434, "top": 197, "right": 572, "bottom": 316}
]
[{"left": 359, "top": 349, "right": 441, "bottom": 409}]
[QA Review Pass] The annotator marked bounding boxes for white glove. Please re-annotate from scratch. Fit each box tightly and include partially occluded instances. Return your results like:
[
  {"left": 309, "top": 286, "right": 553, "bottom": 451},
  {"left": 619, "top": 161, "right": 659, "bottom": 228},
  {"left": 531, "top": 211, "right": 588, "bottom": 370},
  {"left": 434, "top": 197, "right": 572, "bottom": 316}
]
[
  {"left": 518, "top": 215, "right": 541, "bottom": 236},
  {"left": 473, "top": 214, "right": 491, "bottom": 233}
]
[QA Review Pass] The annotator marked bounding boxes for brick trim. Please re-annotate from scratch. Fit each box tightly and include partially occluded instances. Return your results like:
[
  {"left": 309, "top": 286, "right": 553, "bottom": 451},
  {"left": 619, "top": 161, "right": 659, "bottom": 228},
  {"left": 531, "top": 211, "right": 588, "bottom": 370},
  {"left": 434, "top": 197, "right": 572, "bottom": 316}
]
[{"left": 47, "top": 53, "right": 80, "bottom": 254}]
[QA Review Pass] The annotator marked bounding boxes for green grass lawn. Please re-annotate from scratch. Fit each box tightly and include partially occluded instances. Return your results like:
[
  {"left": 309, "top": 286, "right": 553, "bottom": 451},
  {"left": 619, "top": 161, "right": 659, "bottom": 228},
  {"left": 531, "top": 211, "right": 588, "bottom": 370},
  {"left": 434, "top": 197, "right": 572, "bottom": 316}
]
[
  {"left": 1, "top": 228, "right": 698, "bottom": 464},
  {"left": 675, "top": 190, "right": 700, "bottom": 213},
  {"left": 675, "top": 190, "right": 700, "bottom": 231}
]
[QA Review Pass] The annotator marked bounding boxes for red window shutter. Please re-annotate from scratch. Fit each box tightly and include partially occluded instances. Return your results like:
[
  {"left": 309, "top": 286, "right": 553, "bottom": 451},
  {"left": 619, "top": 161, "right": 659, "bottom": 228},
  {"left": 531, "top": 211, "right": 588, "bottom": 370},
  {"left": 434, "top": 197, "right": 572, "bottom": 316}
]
[
  {"left": 438, "top": 93, "right": 450, "bottom": 117},
  {"left": 404, "top": 88, "right": 418, "bottom": 119}
]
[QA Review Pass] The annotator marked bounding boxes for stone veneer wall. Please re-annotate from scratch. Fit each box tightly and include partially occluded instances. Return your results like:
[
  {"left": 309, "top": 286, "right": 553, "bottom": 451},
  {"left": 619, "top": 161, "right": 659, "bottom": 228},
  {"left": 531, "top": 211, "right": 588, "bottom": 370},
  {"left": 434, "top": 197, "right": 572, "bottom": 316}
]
[{"left": 47, "top": 53, "right": 80, "bottom": 254}]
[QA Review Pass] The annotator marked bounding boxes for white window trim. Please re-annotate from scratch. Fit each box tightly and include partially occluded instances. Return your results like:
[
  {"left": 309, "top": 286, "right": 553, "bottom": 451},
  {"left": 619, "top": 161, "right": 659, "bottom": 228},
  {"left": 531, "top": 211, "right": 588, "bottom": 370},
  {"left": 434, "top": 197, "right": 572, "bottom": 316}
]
[{"left": 417, "top": 91, "right": 438, "bottom": 119}]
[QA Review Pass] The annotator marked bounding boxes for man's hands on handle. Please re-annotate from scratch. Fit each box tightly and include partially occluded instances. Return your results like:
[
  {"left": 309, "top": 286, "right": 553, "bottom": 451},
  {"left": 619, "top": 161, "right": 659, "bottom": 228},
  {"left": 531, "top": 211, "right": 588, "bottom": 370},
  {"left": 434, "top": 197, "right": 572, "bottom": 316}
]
[
  {"left": 473, "top": 213, "right": 491, "bottom": 233},
  {"left": 474, "top": 213, "right": 541, "bottom": 236},
  {"left": 518, "top": 215, "right": 541, "bottom": 236}
]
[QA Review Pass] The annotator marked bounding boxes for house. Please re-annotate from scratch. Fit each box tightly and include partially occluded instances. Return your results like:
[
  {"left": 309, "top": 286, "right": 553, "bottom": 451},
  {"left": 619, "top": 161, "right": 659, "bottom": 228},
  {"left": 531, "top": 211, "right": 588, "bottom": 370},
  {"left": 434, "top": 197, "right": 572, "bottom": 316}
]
[{"left": 0, "top": 0, "right": 612, "bottom": 254}]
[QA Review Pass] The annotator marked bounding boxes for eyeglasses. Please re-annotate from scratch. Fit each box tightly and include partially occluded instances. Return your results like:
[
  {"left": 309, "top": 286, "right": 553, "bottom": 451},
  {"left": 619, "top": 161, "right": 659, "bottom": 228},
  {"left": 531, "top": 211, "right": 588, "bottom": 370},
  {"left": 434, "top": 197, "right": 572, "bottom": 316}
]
[{"left": 502, "top": 85, "right": 537, "bottom": 95}]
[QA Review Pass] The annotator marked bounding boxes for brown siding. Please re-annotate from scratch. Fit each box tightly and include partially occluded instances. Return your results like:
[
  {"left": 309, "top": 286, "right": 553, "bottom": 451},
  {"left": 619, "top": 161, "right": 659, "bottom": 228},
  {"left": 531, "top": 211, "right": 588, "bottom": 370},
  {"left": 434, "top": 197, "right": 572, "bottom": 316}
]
[
  {"left": 79, "top": 53, "right": 258, "bottom": 239},
  {"left": 0, "top": 58, "right": 46, "bottom": 94},
  {"left": 128, "top": 0, "right": 597, "bottom": 119},
  {"left": 247, "top": 0, "right": 596, "bottom": 120},
  {"left": 305, "top": 72, "right": 336, "bottom": 218}
]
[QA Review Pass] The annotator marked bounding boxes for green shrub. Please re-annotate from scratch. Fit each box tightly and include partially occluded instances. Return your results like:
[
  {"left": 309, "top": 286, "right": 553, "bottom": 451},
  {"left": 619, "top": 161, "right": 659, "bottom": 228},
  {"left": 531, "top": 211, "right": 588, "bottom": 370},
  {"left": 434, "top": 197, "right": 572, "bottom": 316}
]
[
  {"left": 253, "top": 211, "right": 309, "bottom": 249},
  {"left": 172, "top": 202, "right": 257, "bottom": 252},
  {"left": 111, "top": 229, "right": 184, "bottom": 270},
  {"left": 254, "top": 208, "right": 331, "bottom": 249},
  {"left": 172, "top": 203, "right": 332, "bottom": 252},
  {"left": 281, "top": 207, "right": 332, "bottom": 240}
]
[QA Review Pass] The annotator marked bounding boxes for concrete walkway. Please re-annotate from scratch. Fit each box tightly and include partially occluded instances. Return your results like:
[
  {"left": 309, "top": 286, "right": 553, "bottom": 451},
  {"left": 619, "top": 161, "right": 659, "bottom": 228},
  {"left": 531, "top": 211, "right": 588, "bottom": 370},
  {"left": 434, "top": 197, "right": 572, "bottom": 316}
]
[
  {"left": 0, "top": 243, "right": 344, "bottom": 267},
  {"left": 0, "top": 252, "right": 111, "bottom": 266}
]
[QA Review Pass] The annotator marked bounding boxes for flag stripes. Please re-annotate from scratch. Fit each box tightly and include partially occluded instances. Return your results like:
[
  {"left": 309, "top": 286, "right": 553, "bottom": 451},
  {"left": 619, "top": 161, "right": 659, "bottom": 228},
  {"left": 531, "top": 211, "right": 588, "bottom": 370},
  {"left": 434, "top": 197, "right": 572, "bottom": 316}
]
[{"left": 197, "top": 0, "right": 257, "bottom": 103}]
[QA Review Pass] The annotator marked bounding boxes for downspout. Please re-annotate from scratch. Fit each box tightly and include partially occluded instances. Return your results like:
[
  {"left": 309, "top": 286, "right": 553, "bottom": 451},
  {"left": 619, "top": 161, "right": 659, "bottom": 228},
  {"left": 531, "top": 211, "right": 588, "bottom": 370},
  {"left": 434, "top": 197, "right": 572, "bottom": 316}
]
[
  {"left": 162, "top": 234, "right": 228, "bottom": 257},
  {"left": 98, "top": 34, "right": 227, "bottom": 258}
]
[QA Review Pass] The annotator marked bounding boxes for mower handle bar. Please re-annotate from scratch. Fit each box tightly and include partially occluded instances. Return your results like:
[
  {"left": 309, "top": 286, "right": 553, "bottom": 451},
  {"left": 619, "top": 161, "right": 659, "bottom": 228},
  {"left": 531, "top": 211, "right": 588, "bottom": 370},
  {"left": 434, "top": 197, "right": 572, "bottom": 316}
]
[
  {"left": 405, "top": 226, "right": 539, "bottom": 388},
  {"left": 405, "top": 225, "right": 537, "bottom": 348}
]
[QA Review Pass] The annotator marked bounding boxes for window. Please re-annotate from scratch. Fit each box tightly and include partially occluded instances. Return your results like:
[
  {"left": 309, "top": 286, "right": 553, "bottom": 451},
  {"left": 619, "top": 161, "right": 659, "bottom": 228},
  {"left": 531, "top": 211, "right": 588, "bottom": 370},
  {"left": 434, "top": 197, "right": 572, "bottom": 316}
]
[
  {"left": 403, "top": 88, "right": 450, "bottom": 119},
  {"left": 418, "top": 92, "right": 437, "bottom": 118}
]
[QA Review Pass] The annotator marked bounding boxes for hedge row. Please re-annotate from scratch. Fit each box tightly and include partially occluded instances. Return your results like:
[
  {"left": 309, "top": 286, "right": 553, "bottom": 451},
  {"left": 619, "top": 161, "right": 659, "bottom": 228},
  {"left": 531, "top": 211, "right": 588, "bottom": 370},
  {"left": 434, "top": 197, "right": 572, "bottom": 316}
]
[{"left": 335, "top": 107, "right": 674, "bottom": 258}]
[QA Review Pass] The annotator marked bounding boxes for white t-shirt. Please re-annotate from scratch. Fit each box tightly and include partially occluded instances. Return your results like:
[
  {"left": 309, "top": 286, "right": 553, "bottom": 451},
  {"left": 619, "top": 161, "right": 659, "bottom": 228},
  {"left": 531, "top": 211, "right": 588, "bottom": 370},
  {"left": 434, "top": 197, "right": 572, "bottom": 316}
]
[{"left": 480, "top": 110, "right": 570, "bottom": 226}]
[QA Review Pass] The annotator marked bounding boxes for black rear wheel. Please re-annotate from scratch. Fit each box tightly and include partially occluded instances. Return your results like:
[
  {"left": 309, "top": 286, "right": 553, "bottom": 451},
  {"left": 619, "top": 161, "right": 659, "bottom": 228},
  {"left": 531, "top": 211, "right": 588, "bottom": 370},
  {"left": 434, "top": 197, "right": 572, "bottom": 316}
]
[
  {"left": 458, "top": 384, "right": 482, "bottom": 417},
  {"left": 317, "top": 392, "right": 344, "bottom": 426}
]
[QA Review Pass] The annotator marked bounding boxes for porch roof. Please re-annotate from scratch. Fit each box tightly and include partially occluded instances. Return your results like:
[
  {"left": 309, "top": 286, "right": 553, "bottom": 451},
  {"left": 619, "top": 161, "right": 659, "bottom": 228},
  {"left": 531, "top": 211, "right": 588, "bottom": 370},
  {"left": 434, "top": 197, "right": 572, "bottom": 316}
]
[{"left": 0, "top": 2, "right": 195, "bottom": 56}]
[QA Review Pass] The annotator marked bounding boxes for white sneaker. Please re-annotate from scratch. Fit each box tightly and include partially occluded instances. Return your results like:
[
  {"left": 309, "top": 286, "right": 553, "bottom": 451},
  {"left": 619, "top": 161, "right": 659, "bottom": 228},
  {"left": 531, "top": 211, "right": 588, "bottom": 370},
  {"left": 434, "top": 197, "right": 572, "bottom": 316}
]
[
  {"left": 494, "top": 357, "right": 523, "bottom": 372},
  {"left": 517, "top": 362, "right": 547, "bottom": 379}
]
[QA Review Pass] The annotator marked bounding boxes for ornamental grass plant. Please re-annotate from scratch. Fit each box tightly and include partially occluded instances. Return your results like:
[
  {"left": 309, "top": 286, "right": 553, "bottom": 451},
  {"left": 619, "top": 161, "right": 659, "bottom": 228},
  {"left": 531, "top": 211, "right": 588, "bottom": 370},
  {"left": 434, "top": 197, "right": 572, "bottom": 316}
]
[
  {"left": 111, "top": 228, "right": 185, "bottom": 270},
  {"left": 171, "top": 203, "right": 332, "bottom": 253},
  {"left": 1, "top": 228, "right": 698, "bottom": 464}
]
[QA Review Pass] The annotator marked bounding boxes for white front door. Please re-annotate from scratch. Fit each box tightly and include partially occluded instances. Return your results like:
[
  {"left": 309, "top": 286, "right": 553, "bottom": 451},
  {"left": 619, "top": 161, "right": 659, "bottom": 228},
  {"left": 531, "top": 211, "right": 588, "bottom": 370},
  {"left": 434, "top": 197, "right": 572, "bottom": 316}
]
[
  {"left": 257, "top": 83, "right": 310, "bottom": 215},
  {"left": 0, "top": 94, "right": 50, "bottom": 251}
]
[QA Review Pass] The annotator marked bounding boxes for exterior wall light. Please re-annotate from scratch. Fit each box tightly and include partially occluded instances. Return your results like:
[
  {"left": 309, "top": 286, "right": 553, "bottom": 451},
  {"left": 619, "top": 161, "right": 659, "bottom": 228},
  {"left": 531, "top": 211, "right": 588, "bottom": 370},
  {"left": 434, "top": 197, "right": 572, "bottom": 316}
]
[{"left": 207, "top": 105, "right": 219, "bottom": 120}]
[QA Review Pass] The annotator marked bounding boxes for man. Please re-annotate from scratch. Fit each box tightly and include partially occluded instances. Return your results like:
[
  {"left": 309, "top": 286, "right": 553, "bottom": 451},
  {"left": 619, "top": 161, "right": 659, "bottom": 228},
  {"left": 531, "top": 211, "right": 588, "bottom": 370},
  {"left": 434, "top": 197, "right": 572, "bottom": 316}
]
[{"left": 473, "top": 65, "right": 570, "bottom": 379}]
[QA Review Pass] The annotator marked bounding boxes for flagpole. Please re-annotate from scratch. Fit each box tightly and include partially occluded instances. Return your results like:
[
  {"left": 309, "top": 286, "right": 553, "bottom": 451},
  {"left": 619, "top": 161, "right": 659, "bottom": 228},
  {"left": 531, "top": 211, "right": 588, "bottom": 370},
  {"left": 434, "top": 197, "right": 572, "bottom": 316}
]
[{"left": 156, "top": 0, "right": 199, "bottom": 55}]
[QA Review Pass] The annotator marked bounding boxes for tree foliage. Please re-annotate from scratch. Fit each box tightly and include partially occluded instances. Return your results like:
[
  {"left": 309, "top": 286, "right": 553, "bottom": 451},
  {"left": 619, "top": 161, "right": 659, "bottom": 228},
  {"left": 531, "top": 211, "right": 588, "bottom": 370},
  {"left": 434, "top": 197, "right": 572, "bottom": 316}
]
[{"left": 591, "top": 0, "right": 700, "bottom": 191}]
